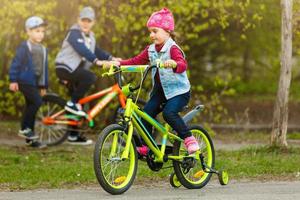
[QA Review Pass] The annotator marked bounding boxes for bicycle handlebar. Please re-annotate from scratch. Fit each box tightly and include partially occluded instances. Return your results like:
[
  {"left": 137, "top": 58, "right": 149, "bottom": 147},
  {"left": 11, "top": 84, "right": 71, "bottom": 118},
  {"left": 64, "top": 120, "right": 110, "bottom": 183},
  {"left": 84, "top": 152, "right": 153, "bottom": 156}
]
[{"left": 102, "top": 61, "right": 166, "bottom": 91}]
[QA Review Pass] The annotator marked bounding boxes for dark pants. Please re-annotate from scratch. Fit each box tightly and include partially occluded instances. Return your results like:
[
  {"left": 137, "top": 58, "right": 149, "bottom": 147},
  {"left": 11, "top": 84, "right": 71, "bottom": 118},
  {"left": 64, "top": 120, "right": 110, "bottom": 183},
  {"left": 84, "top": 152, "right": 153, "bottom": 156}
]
[
  {"left": 19, "top": 84, "right": 43, "bottom": 131},
  {"left": 56, "top": 67, "right": 97, "bottom": 138},
  {"left": 142, "top": 83, "right": 192, "bottom": 142},
  {"left": 56, "top": 67, "right": 97, "bottom": 102}
]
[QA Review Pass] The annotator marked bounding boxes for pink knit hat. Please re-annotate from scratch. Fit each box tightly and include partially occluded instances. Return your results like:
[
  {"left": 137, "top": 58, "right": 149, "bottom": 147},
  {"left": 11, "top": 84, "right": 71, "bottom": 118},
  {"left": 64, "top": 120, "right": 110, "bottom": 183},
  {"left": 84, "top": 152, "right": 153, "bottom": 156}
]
[{"left": 147, "top": 8, "right": 175, "bottom": 31}]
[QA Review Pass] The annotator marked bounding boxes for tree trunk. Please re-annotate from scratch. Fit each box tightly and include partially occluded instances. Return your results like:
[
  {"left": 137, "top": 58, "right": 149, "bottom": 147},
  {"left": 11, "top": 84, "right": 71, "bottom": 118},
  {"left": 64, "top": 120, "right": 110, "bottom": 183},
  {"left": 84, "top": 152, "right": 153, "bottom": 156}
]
[
  {"left": 242, "top": 46, "right": 251, "bottom": 82},
  {"left": 271, "top": 0, "right": 293, "bottom": 147}
]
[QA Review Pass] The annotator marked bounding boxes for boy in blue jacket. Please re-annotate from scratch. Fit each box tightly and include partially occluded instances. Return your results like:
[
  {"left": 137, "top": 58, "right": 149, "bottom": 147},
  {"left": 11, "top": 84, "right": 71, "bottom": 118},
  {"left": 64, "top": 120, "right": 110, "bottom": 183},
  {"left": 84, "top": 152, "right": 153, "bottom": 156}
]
[
  {"left": 9, "top": 16, "right": 48, "bottom": 148},
  {"left": 55, "top": 6, "right": 120, "bottom": 145}
]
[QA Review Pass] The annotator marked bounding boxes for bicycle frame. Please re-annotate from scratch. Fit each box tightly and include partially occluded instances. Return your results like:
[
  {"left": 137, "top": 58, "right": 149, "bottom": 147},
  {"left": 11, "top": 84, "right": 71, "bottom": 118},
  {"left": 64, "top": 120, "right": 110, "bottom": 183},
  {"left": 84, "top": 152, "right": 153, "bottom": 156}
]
[
  {"left": 120, "top": 98, "right": 200, "bottom": 163},
  {"left": 42, "top": 83, "right": 128, "bottom": 127}
]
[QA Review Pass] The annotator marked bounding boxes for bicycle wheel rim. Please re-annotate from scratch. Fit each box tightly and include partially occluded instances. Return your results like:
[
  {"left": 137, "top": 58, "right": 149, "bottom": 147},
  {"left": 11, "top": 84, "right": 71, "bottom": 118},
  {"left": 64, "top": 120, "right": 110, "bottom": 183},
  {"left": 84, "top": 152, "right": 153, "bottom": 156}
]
[
  {"left": 179, "top": 128, "right": 214, "bottom": 185},
  {"left": 35, "top": 100, "right": 68, "bottom": 145},
  {"left": 99, "top": 129, "right": 136, "bottom": 189}
]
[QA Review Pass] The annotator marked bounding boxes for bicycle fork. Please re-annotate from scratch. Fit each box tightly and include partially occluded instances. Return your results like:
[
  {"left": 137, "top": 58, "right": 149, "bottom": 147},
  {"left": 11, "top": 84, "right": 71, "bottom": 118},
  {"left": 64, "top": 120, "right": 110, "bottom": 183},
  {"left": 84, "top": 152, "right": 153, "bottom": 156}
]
[{"left": 121, "top": 121, "right": 134, "bottom": 160}]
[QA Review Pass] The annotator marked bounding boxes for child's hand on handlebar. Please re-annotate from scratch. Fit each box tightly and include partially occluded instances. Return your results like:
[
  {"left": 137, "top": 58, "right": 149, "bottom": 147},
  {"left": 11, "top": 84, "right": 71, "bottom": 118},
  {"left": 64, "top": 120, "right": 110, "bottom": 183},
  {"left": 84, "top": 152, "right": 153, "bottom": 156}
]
[
  {"left": 95, "top": 60, "right": 120, "bottom": 68},
  {"left": 163, "top": 59, "right": 177, "bottom": 68}
]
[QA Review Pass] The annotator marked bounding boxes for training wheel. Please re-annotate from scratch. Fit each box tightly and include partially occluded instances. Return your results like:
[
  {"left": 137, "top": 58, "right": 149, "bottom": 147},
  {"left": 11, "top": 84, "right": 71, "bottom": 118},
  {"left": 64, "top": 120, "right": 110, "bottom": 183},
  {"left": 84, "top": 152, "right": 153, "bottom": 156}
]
[
  {"left": 169, "top": 172, "right": 181, "bottom": 188},
  {"left": 218, "top": 170, "right": 229, "bottom": 185}
]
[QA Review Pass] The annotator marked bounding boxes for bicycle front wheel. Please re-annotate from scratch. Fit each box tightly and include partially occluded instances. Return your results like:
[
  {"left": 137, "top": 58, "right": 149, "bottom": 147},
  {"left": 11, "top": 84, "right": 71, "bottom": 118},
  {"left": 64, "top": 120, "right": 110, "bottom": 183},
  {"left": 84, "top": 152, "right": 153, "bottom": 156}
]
[
  {"left": 173, "top": 125, "right": 215, "bottom": 189},
  {"left": 94, "top": 124, "right": 138, "bottom": 195}
]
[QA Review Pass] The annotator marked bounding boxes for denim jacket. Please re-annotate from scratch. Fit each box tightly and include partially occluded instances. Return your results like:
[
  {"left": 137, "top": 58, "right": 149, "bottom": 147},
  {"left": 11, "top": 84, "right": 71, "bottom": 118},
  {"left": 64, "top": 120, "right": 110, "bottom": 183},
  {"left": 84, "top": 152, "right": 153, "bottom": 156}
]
[
  {"left": 148, "top": 38, "right": 190, "bottom": 99},
  {"left": 9, "top": 41, "right": 48, "bottom": 88}
]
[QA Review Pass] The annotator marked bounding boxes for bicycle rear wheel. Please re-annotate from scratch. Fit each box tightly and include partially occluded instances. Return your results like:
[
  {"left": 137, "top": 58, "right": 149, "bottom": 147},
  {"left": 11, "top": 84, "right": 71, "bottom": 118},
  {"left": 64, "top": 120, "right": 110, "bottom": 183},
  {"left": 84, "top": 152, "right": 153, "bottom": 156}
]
[
  {"left": 34, "top": 94, "right": 69, "bottom": 146},
  {"left": 94, "top": 124, "right": 138, "bottom": 195},
  {"left": 172, "top": 125, "right": 215, "bottom": 189}
]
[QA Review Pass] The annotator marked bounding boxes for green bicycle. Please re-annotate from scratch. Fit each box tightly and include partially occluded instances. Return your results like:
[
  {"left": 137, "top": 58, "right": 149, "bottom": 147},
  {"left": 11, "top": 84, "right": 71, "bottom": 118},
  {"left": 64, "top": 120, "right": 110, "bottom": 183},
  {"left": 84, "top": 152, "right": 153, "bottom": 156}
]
[{"left": 93, "top": 64, "right": 228, "bottom": 195}]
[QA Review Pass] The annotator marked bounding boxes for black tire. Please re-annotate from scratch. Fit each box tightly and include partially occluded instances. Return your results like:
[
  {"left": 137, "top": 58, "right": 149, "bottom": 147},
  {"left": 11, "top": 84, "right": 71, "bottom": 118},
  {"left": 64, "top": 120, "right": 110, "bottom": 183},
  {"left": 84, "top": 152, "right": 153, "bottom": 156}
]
[
  {"left": 34, "top": 93, "right": 69, "bottom": 146},
  {"left": 94, "top": 124, "right": 138, "bottom": 195},
  {"left": 173, "top": 125, "right": 215, "bottom": 189}
]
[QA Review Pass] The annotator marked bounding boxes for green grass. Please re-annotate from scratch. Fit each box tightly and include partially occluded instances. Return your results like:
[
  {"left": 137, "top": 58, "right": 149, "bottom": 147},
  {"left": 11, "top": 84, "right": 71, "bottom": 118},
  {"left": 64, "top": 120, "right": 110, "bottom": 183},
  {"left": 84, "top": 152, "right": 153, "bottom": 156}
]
[
  {"left": 215, "top": 146, "right": 300, "bottom": 180},
  {"left": 287, "top": 132, "right": 300, "bottom": 140},
  {"left": 0, "top": 145, "right": 299, "bottom": 191}
]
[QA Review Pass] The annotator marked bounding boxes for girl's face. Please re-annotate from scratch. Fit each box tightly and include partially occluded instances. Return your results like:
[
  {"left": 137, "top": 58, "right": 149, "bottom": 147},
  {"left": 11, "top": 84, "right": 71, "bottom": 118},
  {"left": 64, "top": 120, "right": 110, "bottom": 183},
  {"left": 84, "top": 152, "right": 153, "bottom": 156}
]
[
  {"left": 27, "top": 26, "right": 45, "bottom": 44},
  {"left": 148, "top": 27, "right": 170, "bottom": 45},
  {"left": 78, "top": 18, "right": 95, "bottom": 34}
]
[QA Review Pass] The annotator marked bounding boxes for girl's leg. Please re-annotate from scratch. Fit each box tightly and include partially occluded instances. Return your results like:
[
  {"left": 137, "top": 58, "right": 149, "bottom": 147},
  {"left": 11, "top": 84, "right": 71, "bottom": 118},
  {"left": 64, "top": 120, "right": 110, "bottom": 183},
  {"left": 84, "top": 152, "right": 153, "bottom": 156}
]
[
  {"left": 142, "top": 85, "right": 166, "bottom": 136},
  {"left": 162, "top": 91, "right": 191, "bottom": 139},
  {"left": 137, "top": 85, "right": 165, "bottom": 155},
  {"left": 162, "top": 91, "right": 199, "bottom": 154}
]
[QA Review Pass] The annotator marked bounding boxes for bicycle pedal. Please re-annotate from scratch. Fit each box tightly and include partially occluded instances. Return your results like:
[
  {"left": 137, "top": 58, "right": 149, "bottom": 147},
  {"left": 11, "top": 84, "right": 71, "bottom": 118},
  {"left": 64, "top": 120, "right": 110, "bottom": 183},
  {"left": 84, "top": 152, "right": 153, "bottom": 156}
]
[{"left": 193, "top": 170, "right": 205, "bottom": 178}]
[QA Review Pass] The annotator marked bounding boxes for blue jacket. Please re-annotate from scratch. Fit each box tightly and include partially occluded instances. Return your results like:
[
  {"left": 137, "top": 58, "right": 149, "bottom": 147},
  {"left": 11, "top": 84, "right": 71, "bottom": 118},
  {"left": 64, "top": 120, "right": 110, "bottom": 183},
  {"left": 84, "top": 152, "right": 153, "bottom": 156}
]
[{"left": 9, "top": 41, "right": 48, "bottom": 88}]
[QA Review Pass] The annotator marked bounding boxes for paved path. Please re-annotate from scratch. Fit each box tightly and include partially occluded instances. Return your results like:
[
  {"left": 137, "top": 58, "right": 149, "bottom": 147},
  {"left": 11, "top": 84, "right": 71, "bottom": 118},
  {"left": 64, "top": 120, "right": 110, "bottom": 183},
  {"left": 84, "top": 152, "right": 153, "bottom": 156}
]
[{"left": 1, "top": 181, "right": 300, "bottom": 200}]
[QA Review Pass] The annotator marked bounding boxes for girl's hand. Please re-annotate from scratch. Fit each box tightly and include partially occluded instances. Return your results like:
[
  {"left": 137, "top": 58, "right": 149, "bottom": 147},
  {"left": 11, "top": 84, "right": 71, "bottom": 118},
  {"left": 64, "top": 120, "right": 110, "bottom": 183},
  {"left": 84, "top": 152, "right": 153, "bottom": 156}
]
[
  {"left": 95, "top": 60, "right": 105, "bottom": 66},
  {"left": 112, "top": 57, "right": 122, "bottom": 62},
  {"left": 40, "top": 89, "right": 46, "bottom": 96},
  {"left": 9, "top": 82, "right": 19, "bottom": 92},
  {"left": 103, "top": 61, "right": 121, "bottom": 69},
  {"left": 164, "top": 59, "right": 177, "bottom": 68}
]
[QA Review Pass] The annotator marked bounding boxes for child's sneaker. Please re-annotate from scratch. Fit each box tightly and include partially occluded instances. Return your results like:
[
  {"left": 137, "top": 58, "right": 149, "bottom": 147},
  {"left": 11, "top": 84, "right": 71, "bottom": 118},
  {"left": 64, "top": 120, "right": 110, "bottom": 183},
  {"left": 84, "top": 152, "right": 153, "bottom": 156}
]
[
  {"left": 26, "top": 139, "right": 47, "bottom": 149},
  {"left": 18, "top": 128, "right": 39, "bottom": 140},
  {"left": 137, "top": 145, "right": 149, "bottom": 157},
  {"left": 67, "top": 135, "right": 93, "bottom": 145},
  {"left": 184, "top": 136, "right": 200, "bottom": 154},
  {"left": 65, "top": 101, "right": 86, "bottom": 117}
]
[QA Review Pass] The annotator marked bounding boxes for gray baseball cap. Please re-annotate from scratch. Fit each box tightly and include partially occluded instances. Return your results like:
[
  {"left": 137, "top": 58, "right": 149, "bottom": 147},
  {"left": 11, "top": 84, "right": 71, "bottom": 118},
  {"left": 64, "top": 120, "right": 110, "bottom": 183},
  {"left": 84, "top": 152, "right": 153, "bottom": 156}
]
[
  {"left": 25, "top": 16, "right": 47, "bottom": 30},
  {"left": 79, "top": 6, "right": 95, "bottom": 20}
]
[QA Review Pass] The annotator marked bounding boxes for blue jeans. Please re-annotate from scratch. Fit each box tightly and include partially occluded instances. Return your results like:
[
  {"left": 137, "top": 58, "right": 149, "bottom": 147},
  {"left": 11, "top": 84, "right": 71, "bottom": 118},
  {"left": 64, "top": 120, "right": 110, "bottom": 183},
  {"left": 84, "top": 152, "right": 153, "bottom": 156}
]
[{"left": 142, "top": 83, "right": 192, "bottom": 142}]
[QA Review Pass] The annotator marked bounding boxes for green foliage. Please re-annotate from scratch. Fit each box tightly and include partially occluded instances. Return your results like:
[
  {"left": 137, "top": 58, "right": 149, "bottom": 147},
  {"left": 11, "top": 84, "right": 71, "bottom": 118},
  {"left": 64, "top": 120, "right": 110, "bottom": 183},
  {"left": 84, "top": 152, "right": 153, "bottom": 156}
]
[
  {"left": 0, "top": 0, "right": 287, "bottom": 122},
  {"left": 192, "top": 73, "right": 237, "bottom": 125}
]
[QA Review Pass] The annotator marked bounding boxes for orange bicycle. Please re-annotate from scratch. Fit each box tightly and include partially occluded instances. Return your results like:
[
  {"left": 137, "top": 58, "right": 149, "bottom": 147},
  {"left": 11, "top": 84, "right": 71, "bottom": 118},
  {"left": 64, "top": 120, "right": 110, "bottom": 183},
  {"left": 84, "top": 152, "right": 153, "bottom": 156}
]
[{"left": 34, "top": 79, "right": 145, "bottom": 146}]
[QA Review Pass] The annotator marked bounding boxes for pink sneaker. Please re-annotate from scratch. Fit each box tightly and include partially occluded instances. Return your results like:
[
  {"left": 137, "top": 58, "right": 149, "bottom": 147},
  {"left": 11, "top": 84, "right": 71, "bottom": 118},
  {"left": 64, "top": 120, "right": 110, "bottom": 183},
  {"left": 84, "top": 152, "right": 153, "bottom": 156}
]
[
  {"left": 137, "top": 145, "right": 149, "bottom": 156},
  {"left": 184, "top": 136, "right": 200, "bottom": 154}
]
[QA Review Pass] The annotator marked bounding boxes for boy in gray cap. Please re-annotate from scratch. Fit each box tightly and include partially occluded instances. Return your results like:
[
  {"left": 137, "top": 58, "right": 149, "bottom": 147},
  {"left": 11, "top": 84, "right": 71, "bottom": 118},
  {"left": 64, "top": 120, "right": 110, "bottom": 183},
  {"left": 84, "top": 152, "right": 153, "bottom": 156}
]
[
  {"left": 9, "top": 16, "right": 48, "bottom": 148},
  {"left": 55, "top": 6, "right": 121, "bottom": 145}
]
